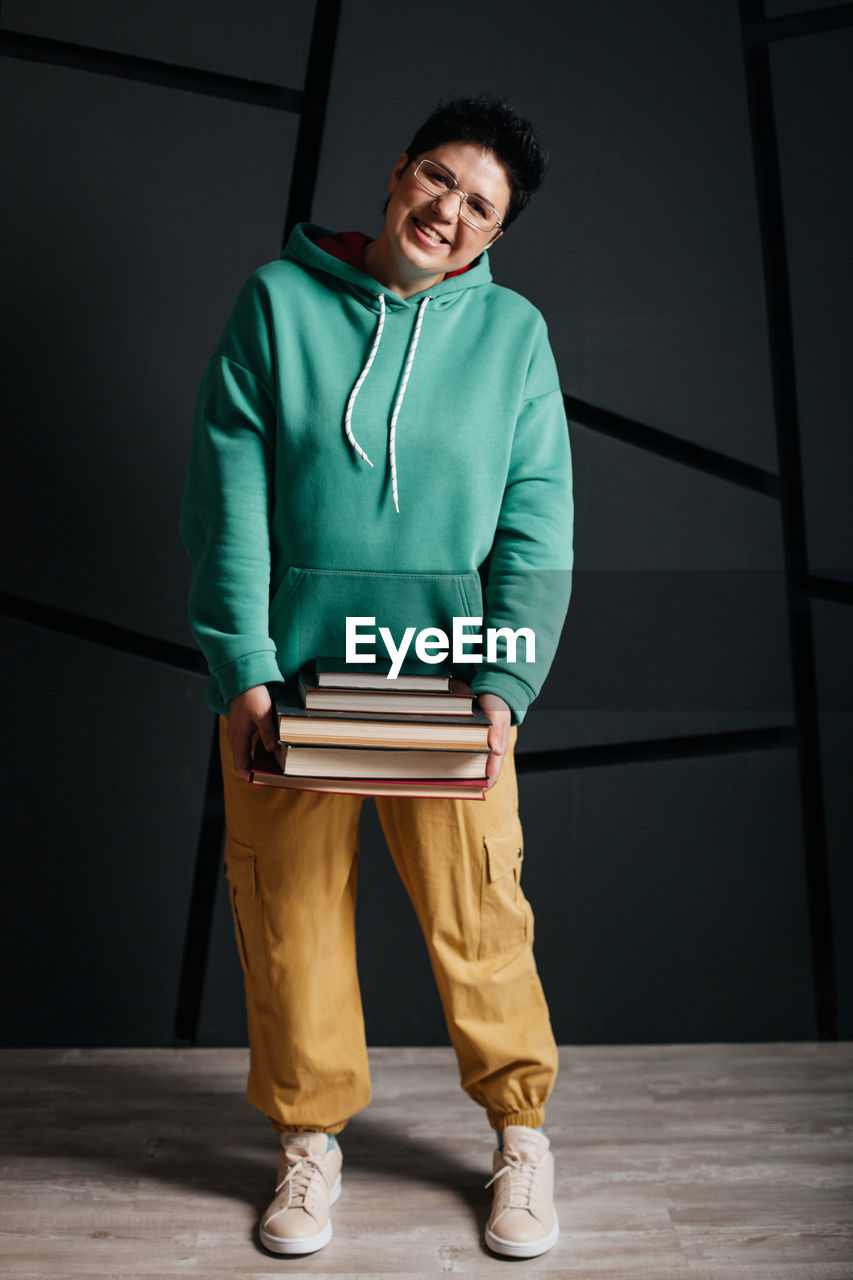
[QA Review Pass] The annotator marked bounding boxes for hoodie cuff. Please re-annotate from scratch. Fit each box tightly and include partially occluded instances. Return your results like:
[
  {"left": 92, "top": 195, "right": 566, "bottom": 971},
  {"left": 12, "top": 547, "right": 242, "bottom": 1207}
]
[
  {"left": 469, "top": 670, "right": 534, "bottom": 726},
  {"left": 212, "top": 649, "right": 284, "bottom": 707}
]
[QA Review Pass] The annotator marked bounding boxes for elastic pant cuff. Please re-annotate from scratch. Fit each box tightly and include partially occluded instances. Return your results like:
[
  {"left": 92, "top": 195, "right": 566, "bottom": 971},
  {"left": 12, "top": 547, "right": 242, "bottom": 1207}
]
[
  {"left": 268, "top": 1118, "right": 348, "bottom": 1136},
  {"left": 488, "top": 1108, "right": 546, "bottom": 1131}
]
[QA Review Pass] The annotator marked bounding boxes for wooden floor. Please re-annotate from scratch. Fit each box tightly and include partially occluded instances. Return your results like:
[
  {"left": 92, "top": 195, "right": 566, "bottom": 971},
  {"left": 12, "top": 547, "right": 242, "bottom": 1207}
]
[{"left": 1, "top": 1043, "right": 851, "bottom": 1278}]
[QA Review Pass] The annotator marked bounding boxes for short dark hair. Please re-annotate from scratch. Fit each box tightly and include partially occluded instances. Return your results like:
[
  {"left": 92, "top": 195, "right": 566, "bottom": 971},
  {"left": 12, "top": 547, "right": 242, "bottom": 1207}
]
[{"left": 401, "top": 95, "right": 548, "bottom": 229}]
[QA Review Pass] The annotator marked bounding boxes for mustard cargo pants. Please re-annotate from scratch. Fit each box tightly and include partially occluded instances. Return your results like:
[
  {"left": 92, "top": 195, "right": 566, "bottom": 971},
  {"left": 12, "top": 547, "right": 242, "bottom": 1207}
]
[{"left": 219, "top": 717, "right": 558, "bottom": 1134}]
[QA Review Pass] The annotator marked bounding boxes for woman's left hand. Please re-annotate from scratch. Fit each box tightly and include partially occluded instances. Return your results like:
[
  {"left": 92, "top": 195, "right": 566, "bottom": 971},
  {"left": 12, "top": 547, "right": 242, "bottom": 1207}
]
[{"left": 477, "top": 692, "right": 512, "bottom": 789}]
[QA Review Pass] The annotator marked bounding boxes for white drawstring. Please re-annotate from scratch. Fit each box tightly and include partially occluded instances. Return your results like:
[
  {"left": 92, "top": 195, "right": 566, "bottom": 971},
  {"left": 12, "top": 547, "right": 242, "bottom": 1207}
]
[
  {"left": 388, "top": 296, "right": 430, "bottom": 512},
  {"left": 343, "top": 293, "right": 385, "bottom": 468},
  {"left": 342, "top": 294, "right": 431, "bottom": 513}
]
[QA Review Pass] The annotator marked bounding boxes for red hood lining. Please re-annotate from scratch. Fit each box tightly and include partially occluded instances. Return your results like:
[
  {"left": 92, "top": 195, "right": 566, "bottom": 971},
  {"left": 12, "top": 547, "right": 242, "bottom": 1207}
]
[{"left": 314, "top": 230, "right": 472, "bottom": 280}]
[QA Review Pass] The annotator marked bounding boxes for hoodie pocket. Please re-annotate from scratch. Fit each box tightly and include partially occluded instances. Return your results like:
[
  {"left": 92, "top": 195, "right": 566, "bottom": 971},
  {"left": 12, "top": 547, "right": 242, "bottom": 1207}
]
[{"left": 269, "top": 566, "right": 484, "bottom": 678}]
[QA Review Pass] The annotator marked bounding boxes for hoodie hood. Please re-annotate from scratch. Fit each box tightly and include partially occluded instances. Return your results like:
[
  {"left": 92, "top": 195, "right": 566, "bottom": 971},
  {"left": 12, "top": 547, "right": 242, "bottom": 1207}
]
[{"left": 282, "top": 221, "right": 494, "bottom": 315}]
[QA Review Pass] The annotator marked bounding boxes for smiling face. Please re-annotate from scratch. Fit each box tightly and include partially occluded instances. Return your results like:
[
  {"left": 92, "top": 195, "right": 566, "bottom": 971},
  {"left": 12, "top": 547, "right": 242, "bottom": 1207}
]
[{"left": 377, "top": 140, "right": 512, "bottom": 296}]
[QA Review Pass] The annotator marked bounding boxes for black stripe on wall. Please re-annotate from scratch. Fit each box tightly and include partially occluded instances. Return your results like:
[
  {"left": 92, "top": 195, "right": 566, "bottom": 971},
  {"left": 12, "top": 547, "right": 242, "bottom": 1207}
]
[
  {"left": 809, "top": 576, "right": 853, "bottom": 607},
  {"left": 0, "top": 27, "right": 304, "bottom": 111},
  {"left": 564, "top": 394, "right": 781, "bottom": 496},
  {"left": 0, "top": 590, "right": 205, "bottom": 674},
  {"left": 174, "top": 718, "right": 226, "bottom": 1042},
  {"left": 516, "top": 726, "right": 797, "bottom": 775},
  {"left": 749, "top": 3, "right": 853, "bottom": 44},
  {"left": 283, "top": 0, "right": 344, "bottom": 240},
  {"left": 739, "top": 0, "right": 838, "bottom": 1038}
]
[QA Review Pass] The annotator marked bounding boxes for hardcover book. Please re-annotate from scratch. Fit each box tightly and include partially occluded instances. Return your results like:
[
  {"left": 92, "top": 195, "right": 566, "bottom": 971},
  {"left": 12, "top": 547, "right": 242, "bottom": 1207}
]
[
  {"left": 298, "top": 665, "right": 476, "bottom": 715},
  {"left": 275, "top": 743, "right": 490, "bottom": 780},
  {"left": 269, "top": 681, "right": 491, "bottom": 751},
  {"left": 251, "top": 744, "right": 487, "bottom": 799},
  {"left": 312, "top": 656, "right": 453, "bottom": 692}
]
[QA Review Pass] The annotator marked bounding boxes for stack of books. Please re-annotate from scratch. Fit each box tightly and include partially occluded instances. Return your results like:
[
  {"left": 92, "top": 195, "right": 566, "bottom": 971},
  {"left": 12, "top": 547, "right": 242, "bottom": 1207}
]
[{"left": 250, "top": 658, "right": 491, "bottom": 799}]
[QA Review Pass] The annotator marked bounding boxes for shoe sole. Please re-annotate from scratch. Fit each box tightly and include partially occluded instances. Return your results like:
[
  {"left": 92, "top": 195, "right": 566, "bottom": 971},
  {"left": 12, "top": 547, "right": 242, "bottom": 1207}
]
[
  {"left": 258, "top": 1171, "right": 342, "bottom": 1255},
  {"left": 485, "top": 1210, "right": 559, "bottom": 1259}
]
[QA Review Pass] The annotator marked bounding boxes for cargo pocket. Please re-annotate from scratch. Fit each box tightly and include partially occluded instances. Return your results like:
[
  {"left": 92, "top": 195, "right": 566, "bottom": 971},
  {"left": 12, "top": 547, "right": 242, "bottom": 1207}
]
[
  {"left": 224, "top": 832, "right": 268, "bottom": 985},
  {"left": 478, "top": 820, "right": 529, "bottom": 959}
]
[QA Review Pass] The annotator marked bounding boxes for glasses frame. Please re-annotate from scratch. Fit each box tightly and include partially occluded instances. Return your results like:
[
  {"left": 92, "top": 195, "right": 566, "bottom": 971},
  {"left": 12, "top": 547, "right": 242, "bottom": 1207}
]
[{"left": 412, "top": 159, "right": 504, "bottom": 233}]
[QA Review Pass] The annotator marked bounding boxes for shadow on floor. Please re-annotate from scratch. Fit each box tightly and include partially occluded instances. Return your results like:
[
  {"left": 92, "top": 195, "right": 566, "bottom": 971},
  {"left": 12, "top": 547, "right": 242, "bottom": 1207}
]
[{"left": 2, "top": 1052, "right": 490, "bottom": 1242}]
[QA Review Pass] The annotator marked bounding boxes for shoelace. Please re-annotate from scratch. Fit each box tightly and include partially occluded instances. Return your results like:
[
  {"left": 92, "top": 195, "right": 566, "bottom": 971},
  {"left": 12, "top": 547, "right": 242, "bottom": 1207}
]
[
  {"left": 275, "top": 1151, "right": 325, "bottom": 1210},
  {"left": 485, "top": 1153, "right": 539, "bottom": 1212}
]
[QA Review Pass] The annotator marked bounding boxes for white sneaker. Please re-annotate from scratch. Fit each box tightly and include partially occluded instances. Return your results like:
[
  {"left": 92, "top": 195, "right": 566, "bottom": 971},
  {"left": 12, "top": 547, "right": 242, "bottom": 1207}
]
[
  {"left": 259, "top": 1131, "right": 342, "bottom": 1255},
  {"left": 485, "top": 1126, "right": 559, "bottom": 1258}
]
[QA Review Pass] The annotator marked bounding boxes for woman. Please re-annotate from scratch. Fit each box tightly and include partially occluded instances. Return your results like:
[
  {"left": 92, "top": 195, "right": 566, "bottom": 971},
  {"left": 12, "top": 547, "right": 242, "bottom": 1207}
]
[{"left": 181, "top": 95, "right": 573, "bottom": 1259}]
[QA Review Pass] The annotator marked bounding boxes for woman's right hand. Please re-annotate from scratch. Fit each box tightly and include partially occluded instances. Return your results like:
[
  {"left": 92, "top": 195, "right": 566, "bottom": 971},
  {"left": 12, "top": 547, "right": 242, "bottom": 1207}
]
[{"left": 228, "top": 684, "right": 277, "bottom": 781}]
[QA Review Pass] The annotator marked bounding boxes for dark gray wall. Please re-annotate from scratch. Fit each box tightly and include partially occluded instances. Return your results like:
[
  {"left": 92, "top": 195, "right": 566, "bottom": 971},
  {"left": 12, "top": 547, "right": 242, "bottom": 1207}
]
[{"left": 1, "top": 0, "right": 850, "bottom": 1047}]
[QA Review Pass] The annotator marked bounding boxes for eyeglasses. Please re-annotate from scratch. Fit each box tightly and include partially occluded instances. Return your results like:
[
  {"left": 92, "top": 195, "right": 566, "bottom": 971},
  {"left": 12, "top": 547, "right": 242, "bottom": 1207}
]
[{"left": 412, "top": 159, "right": 504, "bottom": 233}]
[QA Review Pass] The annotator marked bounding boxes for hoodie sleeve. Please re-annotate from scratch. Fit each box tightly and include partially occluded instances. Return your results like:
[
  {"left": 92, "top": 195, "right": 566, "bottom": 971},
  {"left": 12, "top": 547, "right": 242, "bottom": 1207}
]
[
  {"left": 469, "top": 321, "right": 573, "bottom": 724},
  {"left": 180, "top": 273, "right": 284, "bottom": 710}
]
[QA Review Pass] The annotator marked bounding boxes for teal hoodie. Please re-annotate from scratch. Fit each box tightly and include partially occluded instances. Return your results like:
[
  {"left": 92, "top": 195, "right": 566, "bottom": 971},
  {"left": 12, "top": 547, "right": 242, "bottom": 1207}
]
[{"left": 180, "top": 223, "right": 573, "bottom": 722}]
